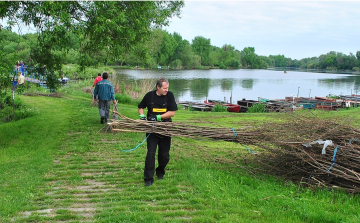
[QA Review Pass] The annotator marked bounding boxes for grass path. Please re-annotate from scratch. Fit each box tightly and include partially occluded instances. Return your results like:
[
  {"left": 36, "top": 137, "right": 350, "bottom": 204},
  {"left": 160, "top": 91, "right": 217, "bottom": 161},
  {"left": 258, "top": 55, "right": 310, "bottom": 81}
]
[
  {"left": 5, "top": 94, "right": 207, "bottom": 222},
  {"left": 2, "top": 92, "right": 360, "bottom": 222}
]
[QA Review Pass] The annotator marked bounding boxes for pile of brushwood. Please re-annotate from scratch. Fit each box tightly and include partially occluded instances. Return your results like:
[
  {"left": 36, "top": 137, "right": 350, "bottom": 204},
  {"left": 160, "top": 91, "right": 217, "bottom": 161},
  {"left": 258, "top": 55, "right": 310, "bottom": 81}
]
[{"left": 109, "top": 110, "right": 360, "bottom": 193}]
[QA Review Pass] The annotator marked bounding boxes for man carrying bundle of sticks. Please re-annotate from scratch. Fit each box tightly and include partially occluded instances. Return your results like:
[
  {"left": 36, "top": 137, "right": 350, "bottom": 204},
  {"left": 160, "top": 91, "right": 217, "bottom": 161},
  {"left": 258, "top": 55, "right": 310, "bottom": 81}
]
[
  {"left": 93, "top": 72, "right": 117, "bottom": 124},
  {"left": 138, "top": 78, "right": 178, "bottom": 186}
]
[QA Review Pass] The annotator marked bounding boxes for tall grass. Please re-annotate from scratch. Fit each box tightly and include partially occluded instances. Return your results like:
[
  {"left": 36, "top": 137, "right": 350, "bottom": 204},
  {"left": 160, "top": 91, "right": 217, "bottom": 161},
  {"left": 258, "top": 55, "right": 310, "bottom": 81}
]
[
  {"left": 111, "top": 78, "right": 155, "bottom": 105},
  {"left": 211, "top": 103, "right": 228, "bottom": 112},
  {"left": 247, "top": 103, "right": 266, "bottom": 113}
]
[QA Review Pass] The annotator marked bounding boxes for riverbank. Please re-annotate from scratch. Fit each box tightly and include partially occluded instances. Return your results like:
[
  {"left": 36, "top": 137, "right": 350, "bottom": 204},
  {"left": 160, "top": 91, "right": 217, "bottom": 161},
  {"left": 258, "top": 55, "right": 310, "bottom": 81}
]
[{"left": 1, "top": 82, "right": 360, "bottom": 222}]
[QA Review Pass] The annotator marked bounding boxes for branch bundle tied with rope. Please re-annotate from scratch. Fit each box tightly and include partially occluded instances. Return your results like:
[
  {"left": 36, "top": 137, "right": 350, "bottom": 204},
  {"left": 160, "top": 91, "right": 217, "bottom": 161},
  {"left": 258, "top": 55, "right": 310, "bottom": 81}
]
[
  {"left": 108, "top": 110, "right": 360, "bottom": 193},
  {"left": 109, "top": 111, "right": 261, "bottom": 144}
]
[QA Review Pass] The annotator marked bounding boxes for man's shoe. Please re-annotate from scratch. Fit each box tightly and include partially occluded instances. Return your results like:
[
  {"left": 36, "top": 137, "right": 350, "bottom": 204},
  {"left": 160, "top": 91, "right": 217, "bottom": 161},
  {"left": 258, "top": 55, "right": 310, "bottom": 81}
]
[
  {"left": 105, "top": 118, "right": 108, "bottom": 124},
  {"left": 101, "top": 117, "right": 104, "bottom": 124},
  {"left": 144, "top": 181, "right": 153, "bottom": 186},
  {"left": 157, "top": 175, "right": 164, "bottom": 180}
]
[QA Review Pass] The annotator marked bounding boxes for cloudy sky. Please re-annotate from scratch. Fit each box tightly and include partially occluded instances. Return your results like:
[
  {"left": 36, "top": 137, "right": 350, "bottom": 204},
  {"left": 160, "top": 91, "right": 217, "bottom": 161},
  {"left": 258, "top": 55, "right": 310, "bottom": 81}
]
[{"left": 165, "top": 1, "right": 360, "bottom": 60}]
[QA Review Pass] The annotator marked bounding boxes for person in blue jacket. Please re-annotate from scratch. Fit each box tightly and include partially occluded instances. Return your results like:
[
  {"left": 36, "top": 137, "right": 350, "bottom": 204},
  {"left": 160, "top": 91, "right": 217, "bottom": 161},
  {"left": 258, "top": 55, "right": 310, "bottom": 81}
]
[{"left": 93, "top": 72, "right": 117, "bottom": 124}]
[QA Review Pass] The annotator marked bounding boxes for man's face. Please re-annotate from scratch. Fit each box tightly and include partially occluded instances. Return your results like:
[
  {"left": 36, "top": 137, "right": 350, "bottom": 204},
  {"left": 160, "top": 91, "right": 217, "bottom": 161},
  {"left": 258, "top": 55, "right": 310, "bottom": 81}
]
[{"left": 157, "top": 82, "right": 169, "bottom": 96}]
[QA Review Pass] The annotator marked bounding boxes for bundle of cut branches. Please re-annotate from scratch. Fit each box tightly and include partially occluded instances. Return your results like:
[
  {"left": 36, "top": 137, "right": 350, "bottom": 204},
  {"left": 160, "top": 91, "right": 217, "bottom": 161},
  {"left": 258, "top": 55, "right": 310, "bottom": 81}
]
[
  {"left": 109, "top": 111, "right": 261, "bottom": 144},
  {"left": 109, "top": 110, "right": 360, "bottom": 193}
]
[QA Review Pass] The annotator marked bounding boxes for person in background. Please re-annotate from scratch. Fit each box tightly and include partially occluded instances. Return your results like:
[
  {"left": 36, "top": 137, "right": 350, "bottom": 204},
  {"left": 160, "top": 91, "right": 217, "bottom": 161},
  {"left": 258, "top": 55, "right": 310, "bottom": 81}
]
[
  {"left": 17, "top": 71, "right": 26, "bottom": 94},
  {"left": 17, "top": 71, "right": 25, "bottom": 85},
  {"left": 138, "top": 78, "right": 178, "bottom": 186},
  {"left": 20, "top": 60, "right": 25, "bottom": 76},
  {"left": 93, "top": 72, "right": 116, "bottom": 124},
  {"left": 14, "top": 61, "right": 20, "bottom": 71},
  {"left": 93, "top": 73, "right": 103, "bottom": 87}
]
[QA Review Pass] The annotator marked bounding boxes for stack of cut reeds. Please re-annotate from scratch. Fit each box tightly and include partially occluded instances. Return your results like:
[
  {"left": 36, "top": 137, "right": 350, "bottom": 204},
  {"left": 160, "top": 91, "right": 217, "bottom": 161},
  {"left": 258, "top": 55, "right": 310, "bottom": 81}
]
[{"left": 109, "top": 111, "right": 360, "bottom": 193}]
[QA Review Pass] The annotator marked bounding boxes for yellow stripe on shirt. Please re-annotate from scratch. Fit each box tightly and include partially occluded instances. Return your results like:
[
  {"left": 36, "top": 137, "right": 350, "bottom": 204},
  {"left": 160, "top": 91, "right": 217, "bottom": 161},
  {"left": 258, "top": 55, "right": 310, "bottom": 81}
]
[{"left": 153, "top": 108, "right": 167, "bottom": 112}]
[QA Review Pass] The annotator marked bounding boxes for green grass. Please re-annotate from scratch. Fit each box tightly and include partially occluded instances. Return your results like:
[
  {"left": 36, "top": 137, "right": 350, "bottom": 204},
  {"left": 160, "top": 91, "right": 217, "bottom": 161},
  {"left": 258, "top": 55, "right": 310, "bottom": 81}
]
[
  {"left": 1, "top": 80, "right": 360, "bottom": 222},
  {"left": 211, "top": 104, "right": 228, "bottom": 112}
]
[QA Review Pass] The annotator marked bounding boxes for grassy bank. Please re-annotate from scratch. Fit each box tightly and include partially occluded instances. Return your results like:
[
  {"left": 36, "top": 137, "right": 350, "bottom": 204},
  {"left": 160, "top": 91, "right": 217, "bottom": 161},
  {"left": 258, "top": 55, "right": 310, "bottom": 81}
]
[{"left": 1, "top": 81, "right": 360, "bottom": 222}]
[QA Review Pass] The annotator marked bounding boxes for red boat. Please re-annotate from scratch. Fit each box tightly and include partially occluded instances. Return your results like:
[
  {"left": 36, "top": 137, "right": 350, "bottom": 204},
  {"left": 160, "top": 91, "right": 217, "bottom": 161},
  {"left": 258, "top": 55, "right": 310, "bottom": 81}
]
[{"left": 204, "top": 100, "right": 241, "bottom": 113}]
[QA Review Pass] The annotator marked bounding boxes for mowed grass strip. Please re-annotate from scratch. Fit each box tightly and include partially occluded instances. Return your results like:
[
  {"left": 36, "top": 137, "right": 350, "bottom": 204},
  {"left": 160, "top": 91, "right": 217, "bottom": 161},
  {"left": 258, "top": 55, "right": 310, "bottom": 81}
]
[{"left": 1, "top": 84, "right": 360, "bottom": 222}]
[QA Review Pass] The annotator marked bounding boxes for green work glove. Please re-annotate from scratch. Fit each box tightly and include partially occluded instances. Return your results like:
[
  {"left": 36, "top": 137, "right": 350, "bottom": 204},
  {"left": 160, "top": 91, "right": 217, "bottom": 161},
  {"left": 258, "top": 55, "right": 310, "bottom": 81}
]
[
  {"left": 139, "top": 114, "right": 147, "bottom": 120},
  {"left": 149, "top": 115, "right": 161, "bottom": 121},
  {"left": 156, "top": 114, "right": 161, "bottom": 121}
]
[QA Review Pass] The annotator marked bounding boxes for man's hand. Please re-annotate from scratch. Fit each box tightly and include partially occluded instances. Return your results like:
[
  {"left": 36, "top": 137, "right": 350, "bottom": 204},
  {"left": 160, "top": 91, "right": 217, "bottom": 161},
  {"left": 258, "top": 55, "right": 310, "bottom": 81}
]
[
  {"left": 148, "top": 115, "right": 161, "bottom": 122},
  {"left": 139, "top": 114, "right": 147, "bottom": 121},
  {"left": 113, "top": 100, "right": 117, "bottom": 104}
]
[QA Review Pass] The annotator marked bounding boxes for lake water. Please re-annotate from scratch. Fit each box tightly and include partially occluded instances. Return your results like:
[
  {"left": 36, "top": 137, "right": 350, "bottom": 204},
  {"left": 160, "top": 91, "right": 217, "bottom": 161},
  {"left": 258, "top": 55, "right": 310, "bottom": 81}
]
[{"left": 114, "top": 69, "right": 360, "bottom": 103}]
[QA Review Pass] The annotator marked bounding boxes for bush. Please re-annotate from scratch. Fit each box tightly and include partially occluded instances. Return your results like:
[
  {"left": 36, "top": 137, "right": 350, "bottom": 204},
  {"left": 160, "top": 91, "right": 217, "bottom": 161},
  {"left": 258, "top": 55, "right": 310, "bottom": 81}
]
[
  {"left": 170, "top": 59, "right": 182, "bottom": 69},
  {"left": 212, "top": 104, "right": 228, "bottom": 112},
  {"left": 3, "top": 95, "right": 23, "bottom": 109},
  {"left": 0, "top": 94, "right": 38, "bottom": 123},
  {"left": 219, "top": 62, "right": 226, "bottom": 69},
  {"left": 115, "top": 93, "right": 140, "bottom": 106},
  {"left": 225, "top": 58, "right": 240, "bottom": 69},
  {"left": 247, "top": 103, "right": 266, "bottom": 113},
  {"left": 352, "top": 67, "right": 360, "bottom": 72}
]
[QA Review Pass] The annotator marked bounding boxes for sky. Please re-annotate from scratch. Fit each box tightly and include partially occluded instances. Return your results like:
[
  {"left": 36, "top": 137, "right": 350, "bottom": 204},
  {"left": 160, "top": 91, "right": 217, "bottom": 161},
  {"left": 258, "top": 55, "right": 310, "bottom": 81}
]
[
  {"left": 1, "top": 1, "right": 359, "bottom": 60},
  {"left": 164, "top": 1, "right": 360, "bottom": 60}
]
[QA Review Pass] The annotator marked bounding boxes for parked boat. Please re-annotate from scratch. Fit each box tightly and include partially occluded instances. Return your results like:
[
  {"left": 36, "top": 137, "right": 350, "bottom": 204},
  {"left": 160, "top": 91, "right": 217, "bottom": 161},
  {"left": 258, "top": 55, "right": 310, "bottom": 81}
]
[
  {"left": 237, "top": 99, "right": 258, "bottom": 107},
  {"left": 178, "top": 101, "right": 213, "bottom": 112},
  {"left": 204, "top": 100, "right": 241, "bottom": 113},
  {"left": 179, "top": 94, "right": 352, "bottom": 113}
]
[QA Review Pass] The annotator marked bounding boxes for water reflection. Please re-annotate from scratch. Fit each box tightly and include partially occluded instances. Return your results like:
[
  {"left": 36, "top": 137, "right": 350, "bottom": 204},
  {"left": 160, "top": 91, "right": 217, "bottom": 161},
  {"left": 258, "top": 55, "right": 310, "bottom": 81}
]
[
  {"left": 189, "top": 78, "right": 211, "bottom": 100},
  {"left": 114, "top": 69, "right": 360, "bottom": 102},
  {"left": 240, "top": 79, "right": 255, "bottom": 89}
]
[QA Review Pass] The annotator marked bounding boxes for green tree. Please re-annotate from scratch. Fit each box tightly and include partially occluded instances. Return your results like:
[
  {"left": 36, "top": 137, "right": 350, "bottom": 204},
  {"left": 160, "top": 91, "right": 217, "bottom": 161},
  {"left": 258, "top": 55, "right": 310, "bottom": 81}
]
[
  {"left": 269, "top": 54, "right": 288, "bottom": 67},
  {"left": 159, "top": 31, "right": 177, "bottom": 66},
  {"left": 0, "top": 1, "right": 184, "bottom": 90},
  {"left": 219, "top": 44, "right": 240, "bottom": 69},
  {"left": 172, "top": 32, "right": 186, "bottom": 60},
  {"left": 209, "top": 46, "right": 221, "bottom": 67},
  {"left": 240, "top": 47, "right": 260, "bottom": 68},
  {"left": 181, "top": 41, "right": 196, "bottom": 69},
  {"left": 356, "top": 51, "right": 360, "bottom": 61},
  {"left": 259, "top": 55, "right": 272, "bottom": 67},
  {"left": 144, "top": 28, "right": 166, "bottom": 68},
  {"left": 191, "top": 36, "right": 211, "bottom": 66},
  {"left": 0, "top": 50, "right": 12, "bottom": 97},
  {"left": 225, "top": 58, "right": 240, "bottom": 69}
]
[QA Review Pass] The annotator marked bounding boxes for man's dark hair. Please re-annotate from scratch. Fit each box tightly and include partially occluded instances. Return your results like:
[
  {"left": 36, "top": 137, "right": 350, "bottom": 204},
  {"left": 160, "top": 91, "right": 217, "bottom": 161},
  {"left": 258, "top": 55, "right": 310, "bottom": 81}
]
[
  {"left": 98, "top": 73, "right": 101, "bottom": 76},
  {"left": 156, "top": 78, "right": 169, "bottom": 88},
  {"left": 102, "top": 72, "right": 108, "bottom": 79}
]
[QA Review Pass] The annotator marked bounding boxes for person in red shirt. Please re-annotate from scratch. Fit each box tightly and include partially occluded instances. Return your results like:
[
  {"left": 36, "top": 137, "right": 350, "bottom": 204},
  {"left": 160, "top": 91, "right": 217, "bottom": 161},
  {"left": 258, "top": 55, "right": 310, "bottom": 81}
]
[{"left": 93, "top": 73, "right": 103, "bottom": 87}]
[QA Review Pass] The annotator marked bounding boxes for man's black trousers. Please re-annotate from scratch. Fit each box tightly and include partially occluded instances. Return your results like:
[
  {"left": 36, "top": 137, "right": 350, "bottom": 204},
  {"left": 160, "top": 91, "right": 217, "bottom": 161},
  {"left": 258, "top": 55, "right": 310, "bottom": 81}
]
[{"left": 144, "top": 133, "right": 171, "bottom": 183}]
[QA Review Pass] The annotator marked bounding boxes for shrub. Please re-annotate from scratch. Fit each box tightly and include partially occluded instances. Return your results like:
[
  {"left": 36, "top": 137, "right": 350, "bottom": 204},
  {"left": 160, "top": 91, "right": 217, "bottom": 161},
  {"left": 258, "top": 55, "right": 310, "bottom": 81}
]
[
  {"left": 0, "top": 94, "right": 38, "bottom": 123},
  {"left": 115, "top": 93, "right": 140, "bottom": 106},
  {"left": 247, "top": 103, "right": 266, "bottom": 113},
  {"left": 3, "top": 95, "right": 23, "bottom": 109},
  {"left": 212, "top": 104, "right": 228, "bottom": 112}
]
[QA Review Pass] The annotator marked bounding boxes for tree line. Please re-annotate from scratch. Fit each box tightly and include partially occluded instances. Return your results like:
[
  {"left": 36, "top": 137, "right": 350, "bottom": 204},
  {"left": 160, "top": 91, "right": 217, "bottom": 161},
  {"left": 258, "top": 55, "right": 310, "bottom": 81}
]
[{"left": 2, "top": 28, "right": 360, "bottom": 72}]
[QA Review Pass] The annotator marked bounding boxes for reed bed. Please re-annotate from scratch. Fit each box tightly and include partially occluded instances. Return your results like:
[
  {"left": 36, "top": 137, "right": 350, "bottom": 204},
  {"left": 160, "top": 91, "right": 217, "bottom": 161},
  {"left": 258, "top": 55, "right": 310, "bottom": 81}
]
[
  {"left": 108, "top": 111, "right": 360, "bottom": 193},
  {"left": 111, "top": 78, "right": 156, "bottom": 100}
]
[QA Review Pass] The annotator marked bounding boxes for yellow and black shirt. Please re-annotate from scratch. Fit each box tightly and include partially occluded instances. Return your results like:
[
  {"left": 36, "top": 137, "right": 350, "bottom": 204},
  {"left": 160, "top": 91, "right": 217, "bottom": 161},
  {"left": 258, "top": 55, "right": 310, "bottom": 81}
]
[{"left": 138, "top": 90, "right": 178, "bottom": 122}]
